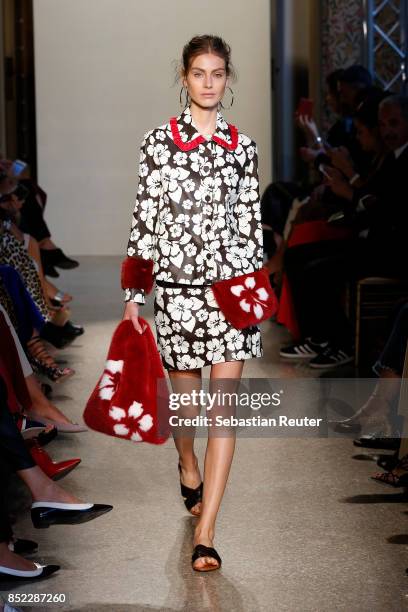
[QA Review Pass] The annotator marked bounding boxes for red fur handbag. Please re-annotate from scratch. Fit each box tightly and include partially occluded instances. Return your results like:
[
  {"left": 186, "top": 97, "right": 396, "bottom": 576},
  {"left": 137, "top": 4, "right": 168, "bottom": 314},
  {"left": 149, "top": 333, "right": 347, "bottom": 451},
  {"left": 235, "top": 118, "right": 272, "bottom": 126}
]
[
  {"left": 83, "top": 319, "right": 170, "bottom": 444},
  {"left": 211, "top": 267, "right": 278, "bottom": 329}
]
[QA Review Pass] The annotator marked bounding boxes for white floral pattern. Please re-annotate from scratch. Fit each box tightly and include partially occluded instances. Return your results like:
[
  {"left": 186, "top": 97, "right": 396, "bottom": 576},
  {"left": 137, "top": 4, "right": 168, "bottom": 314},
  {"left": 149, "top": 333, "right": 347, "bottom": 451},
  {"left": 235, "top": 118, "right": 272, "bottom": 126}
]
[
  {"left": 230, "top": 276, "right": 271, "bottom": 321},
  {"left": 98, "top": 360, "right": 124, "bottom": 400},
  {"left": 109, "top": 400, "right": 153, "bottom": 442},
  {"left": 154, "top": 286, "right": 262, "bottom": 370}
]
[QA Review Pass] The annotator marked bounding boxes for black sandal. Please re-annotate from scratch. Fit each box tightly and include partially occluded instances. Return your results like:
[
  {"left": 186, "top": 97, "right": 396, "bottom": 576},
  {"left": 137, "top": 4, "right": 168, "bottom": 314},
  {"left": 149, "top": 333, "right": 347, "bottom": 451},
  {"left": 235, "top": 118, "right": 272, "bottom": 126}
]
[
  {"left": 27, "top": 337, "right": 75, "bottom": 383},
  {"left": 371, "top": 454, "right": 408, "bottom": 487},
  {"left": 192, "top": 544, "right": 222, "bottom": 571},
  {"left": 376, "top": 452, "right": 399, "bottom": 471},
  {"left": 178, "top": 463, "right": 203, "bottom": 515}
]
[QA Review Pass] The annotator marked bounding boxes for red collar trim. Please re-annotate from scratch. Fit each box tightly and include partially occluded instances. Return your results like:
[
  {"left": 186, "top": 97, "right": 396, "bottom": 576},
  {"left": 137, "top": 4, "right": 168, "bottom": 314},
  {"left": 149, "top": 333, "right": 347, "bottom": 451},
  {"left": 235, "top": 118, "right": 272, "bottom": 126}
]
[{"left": 170, "top": 117, "right": 238, "bottom": 151}]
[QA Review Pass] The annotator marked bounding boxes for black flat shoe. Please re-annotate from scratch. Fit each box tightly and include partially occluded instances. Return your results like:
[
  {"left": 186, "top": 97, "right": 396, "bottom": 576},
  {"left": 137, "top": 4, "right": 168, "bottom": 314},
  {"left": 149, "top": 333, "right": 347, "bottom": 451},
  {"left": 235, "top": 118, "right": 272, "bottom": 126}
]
[
  {"left": 8, "top": 538, "right": 38, "bottom": 555},
  {"left": 192, "top": 544, "right": 222, "bottom": 571},
  {"left": 31, "top": 501, "right": 113, "bottom": 528},
  {"left": 377, "top": 452, "right": 399, "bottom": 471},
  {"left": 178, "top": 463, "right": 203, "bottom": 515},
  {"left": 40, "top": 322, "right": 75, "bottom": 349},
  {"left": 41, "top": 248, "right": 79, "bottom": 270},
  {"left": 0, "top": 562, "right": 60, "bottom": 581},
  {"left": 37, "top": 426, "right": 58, "bottom": 447},
  {"left": 331, "top": 420, "right": 361, "bottom": 434},
  {"left": 62, "top": 321, "right": 84, "bottom": 337},
  {"left": 353, "top": 434, "right": 400, "bottom": 450},
  {"left": 43, "top": 264, "right": 60, "bottom": 278}
]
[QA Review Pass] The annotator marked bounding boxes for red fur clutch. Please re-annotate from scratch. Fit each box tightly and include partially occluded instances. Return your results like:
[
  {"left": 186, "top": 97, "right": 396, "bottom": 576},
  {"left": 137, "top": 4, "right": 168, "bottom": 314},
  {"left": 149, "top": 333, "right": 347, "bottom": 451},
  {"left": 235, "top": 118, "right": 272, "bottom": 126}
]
[
  {"left": 121, "top": 256, "right": 154, "bottom": 293},
  {"left": 211, "top": 267, "right": 278, "bottom": 329},
  {"left": 83, "top": 319, "right": 170, "bottom": 444}
]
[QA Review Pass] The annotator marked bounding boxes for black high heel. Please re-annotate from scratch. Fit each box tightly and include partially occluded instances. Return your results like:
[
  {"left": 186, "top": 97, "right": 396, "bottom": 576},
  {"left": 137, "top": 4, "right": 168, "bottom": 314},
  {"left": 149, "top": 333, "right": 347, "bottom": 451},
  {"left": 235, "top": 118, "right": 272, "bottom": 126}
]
[
  {"left": 178, "top": 463, "right": 203, "bottom": 515},
  {"left": 27, "top": 337, "right": 75, "bottom": 383}
]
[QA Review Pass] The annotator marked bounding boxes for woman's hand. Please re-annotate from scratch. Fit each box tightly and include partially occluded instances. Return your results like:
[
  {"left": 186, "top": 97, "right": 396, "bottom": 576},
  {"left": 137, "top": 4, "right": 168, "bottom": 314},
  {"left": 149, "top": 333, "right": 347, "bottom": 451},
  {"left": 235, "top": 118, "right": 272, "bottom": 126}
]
[
  {"left": 299, "top": 147, "right": 322, "bottom": 163},
  {"left": 123, "top": 302, "right": 146, "bottom": 334},
  {"left": 296, "top": 114, "right": 320, "bottom": 142},
  {"left": 323, "top": 167, "right": 354, "bottom": 201}
]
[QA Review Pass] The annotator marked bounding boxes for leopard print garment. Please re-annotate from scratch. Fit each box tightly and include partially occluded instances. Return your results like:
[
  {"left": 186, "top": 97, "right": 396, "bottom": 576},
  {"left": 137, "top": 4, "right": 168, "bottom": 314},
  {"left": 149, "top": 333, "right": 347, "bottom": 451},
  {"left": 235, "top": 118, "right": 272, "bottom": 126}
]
[
  {"left": 0, "top": 277, "right": 18, "bottom": 330},
  {"left": 0, "top": 231, "right": 50, "bottom": 321}
]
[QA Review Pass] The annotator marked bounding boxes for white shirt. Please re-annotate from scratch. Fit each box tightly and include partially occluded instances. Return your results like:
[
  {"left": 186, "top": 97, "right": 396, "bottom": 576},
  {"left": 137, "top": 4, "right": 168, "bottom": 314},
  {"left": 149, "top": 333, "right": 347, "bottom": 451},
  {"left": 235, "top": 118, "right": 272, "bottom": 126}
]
[{"left": 394, "top": 141, "right": 408, "bottom": 159}]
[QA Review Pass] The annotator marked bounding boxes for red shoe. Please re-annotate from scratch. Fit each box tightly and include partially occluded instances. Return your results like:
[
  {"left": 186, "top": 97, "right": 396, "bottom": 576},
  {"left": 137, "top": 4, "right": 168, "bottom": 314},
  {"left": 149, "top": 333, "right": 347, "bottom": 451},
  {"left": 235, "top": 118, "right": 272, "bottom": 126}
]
[{"left": 27, "top": 440, "right": 81, "bottom": 480}]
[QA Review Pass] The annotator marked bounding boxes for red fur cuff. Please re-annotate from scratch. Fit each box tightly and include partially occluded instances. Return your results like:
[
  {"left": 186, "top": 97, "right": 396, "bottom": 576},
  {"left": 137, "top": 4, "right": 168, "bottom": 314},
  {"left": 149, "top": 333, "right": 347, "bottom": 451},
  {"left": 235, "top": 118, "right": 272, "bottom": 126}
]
[{"left": 121, "top": 257, "right": 154, "bottom": 294}]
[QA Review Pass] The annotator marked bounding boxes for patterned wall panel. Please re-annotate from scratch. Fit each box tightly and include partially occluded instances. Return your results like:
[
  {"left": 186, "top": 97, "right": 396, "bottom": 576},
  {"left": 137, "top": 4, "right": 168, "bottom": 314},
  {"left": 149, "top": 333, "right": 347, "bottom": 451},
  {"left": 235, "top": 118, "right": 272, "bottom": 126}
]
[{"left": 320, "top": 0, "right": 365, "bottom": 128}]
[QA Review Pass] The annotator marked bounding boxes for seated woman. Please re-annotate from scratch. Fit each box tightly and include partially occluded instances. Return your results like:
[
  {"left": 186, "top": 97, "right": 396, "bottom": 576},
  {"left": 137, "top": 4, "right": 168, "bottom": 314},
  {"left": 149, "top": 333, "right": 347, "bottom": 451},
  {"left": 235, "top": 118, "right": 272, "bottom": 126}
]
[
  {"left": 0, "top": 159, "right": 78, "bottom": 278},
  {"left": 0, "top": 267, "right": 75, "bottom": 383},
  {"left": 0, "top": 175, "right": 72, "bottom": 304},
  {"left": 0, "top": 304, "right": 85, "bottom": 432}
]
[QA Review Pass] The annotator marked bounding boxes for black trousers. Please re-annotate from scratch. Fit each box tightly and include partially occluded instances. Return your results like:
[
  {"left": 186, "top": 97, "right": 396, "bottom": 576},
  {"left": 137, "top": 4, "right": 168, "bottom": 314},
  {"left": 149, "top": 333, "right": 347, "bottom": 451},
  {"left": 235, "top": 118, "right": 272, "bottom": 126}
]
[
  {"left": 0, "top": 374, "right": 35, "bottom": 543},
  {"left": 19, "top": 196, "right": 51, "bottom": 242},
  {"left": 284, "top": 238, "right": 405, "bottom": 347},
  {"left": 0, "top": 463, "right": 13, "bottom": 543}
]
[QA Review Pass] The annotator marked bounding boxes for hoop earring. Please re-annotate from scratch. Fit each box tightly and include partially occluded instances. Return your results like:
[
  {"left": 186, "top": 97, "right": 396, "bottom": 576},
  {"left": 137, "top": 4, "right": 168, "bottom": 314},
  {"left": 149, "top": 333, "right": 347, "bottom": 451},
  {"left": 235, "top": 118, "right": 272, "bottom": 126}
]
[
  {"left": 179, "top": 86, "right": 190, "bottom": 109},
  {"left": 220, "top": 86, "right": 234, "bottom": 110}
]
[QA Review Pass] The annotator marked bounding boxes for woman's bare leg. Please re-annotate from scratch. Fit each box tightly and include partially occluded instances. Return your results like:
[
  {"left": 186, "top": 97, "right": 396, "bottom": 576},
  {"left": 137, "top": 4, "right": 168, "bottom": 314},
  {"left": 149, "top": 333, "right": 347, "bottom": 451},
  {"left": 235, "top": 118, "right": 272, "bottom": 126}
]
[
  {"left": 168, "top": 368, "right": 202, "bottom": 515},
  {"left": 193, "top": 360, "right": 244, "bottom": 569},
  {"left": 38, "top": 238, "right": 57, "bottom": 250},
  {"left": 27, "top": 235, "right": 48, "bottom": 299},
  {"left": 28, "top": 236, "right": 72, "bottom": 302},
  {"left": 24, "top": 374, "right": 73, "bottom": 424},
  {"left": 0, "top": 542, "right": 38, "bottom": 571},
  {"left": 17, "top": 465, "right": 82, "bottom": 504}
]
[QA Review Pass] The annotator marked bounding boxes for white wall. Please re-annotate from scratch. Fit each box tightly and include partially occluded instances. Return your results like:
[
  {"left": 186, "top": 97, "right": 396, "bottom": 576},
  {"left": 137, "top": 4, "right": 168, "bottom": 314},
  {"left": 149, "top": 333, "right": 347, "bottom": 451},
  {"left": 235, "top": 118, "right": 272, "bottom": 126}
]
[{"left": 33, "top": 0, "right": 272, "bottom": 255}]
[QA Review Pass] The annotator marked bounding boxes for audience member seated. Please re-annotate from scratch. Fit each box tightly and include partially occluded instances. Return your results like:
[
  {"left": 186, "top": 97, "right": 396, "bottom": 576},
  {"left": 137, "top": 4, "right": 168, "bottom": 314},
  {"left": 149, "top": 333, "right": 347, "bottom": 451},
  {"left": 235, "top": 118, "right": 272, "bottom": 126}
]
[
  {"left": 279, "top": 93, "right": 408, "bottom": 368},
  {"left": 0, "top": 158, "right": 78, "bottom": 278}
]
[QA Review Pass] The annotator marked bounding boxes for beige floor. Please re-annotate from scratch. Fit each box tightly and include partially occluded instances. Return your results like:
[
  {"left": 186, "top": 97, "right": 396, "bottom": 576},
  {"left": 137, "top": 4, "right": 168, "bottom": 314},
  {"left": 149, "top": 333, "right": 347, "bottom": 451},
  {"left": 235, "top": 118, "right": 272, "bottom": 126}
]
[{"left": 3, "top": 256, "right": 408, "bottom": 612}]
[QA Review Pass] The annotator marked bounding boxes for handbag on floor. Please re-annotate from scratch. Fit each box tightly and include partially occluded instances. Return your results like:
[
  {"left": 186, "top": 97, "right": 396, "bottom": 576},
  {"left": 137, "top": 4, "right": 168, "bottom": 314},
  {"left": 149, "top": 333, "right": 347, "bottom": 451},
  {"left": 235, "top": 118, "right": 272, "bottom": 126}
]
[
  {"left": 83, "top": 319, "right": 170, "bottom": 444},
  {"left": 211, "top": 267, "right": 278, "bottom": 329}
]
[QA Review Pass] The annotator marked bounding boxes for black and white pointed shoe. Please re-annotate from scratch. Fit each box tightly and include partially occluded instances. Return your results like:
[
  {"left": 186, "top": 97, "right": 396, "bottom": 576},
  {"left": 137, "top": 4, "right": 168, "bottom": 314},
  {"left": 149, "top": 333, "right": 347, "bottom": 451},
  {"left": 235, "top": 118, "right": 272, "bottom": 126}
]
[
  {"left": 0, "top": 562, "right": 60, "bottom": 581},
  {"left": 31, "top": 501, "right": 113, "bottom": 528}
]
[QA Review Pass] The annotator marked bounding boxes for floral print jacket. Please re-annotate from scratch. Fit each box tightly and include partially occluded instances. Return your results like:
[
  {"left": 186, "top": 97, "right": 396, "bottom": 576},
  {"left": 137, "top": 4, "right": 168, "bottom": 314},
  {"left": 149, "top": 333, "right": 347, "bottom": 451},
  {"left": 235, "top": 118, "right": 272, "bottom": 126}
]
[{"left": 124, "top": 104, "right": 263, "bottom": 304}]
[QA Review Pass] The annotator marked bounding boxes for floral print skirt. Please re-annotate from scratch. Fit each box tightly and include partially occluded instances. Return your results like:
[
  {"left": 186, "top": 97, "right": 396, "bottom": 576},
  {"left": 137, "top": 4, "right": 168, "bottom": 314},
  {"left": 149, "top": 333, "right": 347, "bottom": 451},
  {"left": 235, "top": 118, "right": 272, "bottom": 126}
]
[{"left": 153, "top": 285, "right": 263, "bottom": 371}]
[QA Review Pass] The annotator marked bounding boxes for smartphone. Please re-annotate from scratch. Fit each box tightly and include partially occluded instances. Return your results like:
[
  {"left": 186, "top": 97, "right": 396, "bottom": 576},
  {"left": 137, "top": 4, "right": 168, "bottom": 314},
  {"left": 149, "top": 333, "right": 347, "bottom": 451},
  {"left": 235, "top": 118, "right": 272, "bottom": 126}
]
[
  {"left": 10, "top": 159, "right": 27, "bottom": 177},
  {"left": 296, "top": 98, "right": 314, "bottom": 119}
]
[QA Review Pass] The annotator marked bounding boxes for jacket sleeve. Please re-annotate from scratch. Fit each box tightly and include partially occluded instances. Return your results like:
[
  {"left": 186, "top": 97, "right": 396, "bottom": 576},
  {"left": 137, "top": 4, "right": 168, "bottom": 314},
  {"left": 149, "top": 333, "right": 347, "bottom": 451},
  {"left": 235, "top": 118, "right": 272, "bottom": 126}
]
[
  {"left": 235, "top": 142, "right": 264, "bottom": 273},
  {"left": 122, "top": 130, "right": 161, "bottom": 304}
]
